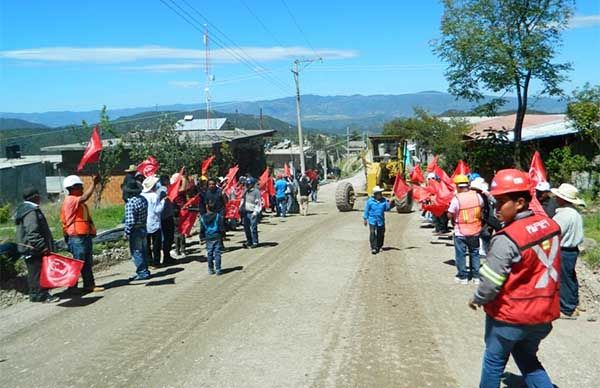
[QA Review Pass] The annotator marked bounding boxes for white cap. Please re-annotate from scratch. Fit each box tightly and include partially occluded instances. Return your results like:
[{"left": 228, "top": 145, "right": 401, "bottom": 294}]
[
  {"left": 535, "top": 181, "right": 551, "bottom": 192},
  {"left": 64, "top": 175, "right": 83, "bottom": 189},
  {"left": 470, "top": 177, "right": 489, "bottom": 192},
  {"left": 426, "top": 172, "right": 436, "bottom": 180},
  {"left": 372, "top": 185, "right": 384, "bottom": 194}
]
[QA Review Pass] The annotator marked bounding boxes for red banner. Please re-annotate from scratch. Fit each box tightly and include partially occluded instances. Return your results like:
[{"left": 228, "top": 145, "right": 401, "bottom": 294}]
[
  {"left": 77, "top": 126, "right": 103, "bottom": 172},
  {"left": 40, "top": 253, "right": 85, "bottom": 289},
  {"left": 451, "top": 160, "right": 471, "bottom": 179},
  {"left": 392, "top": 174, "right": 411, "bottom": 200},
  {"left": 225, "top": 199, "right": 241, "bottom": 220},
  {"left": 137, "top": 156, "right": 160, "bottom": 177},
  {"left": 410, "top": 164, "right": 425, "bottom": 185},
  {"left": 201, "top": 155, "right": 215, "bottom": 176},
  {"left": 178, "top": 195, "right": 200, "bottom": 236},
  {"left": 529, "top": 151, "right": 547, "bottom": 188},
  {"left": 167, "top": 167, "right": 184, "bottom": 202},
  {"left": 259, "top": 167, "right": 270, "bottom": 191},
  {"left": 222, "top": 165, "right": 239, "bottom": 194},
  {"left": 412, "top": 185, "right": 430, "bottom": 203},
  {"left": 434, "top": 165, "right": 455, "bottom": 188},
  {"left": 426, "top": 155, "right": 439, "bottom": 172},
  {"left": 284, "top": 163, "right": 291, "bottom": 177}
]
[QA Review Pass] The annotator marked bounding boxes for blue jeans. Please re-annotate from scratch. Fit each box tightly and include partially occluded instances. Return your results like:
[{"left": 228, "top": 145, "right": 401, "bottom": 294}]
[
  {"left": 243, "top": 212, "right": 259, "bottom": 246},
  {"left": 454, "top": 235, "right": 480, "bottom": 280},
  {"left": 68, "top": 236, "right": 95, "bottom": 288},
  {"left": 560, "top": 249, "right": 579, "bottom": 315},
  {"left": 206, "top": 239, "right": 222, "bottom": 272},
  {"left": 129, "top": 227, "right": 150, "bottom": 278},
  {"left": 276, "top": 197, "right": 287, "bottom": 217},
  {"left": 311, "top": 190, "right": 317, "bottom": 202},
  {"left": 480, "top": 315, "right": 553, "bottom": 388}
]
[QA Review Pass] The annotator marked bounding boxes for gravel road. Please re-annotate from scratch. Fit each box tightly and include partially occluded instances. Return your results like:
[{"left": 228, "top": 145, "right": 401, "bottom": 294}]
[{"left": 1, "top": 173, "right": 598, "bottom": 388}]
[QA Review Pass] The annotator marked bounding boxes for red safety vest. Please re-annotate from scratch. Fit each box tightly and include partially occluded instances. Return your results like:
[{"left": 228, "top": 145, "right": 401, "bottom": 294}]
[
  {"left": 61, "top": 197, "right": 97, "bottom": 237},
  {"left": 456, "top": 191, "right": 482, "bottom": 236},
  {"left": 484, "top": 213, "right": 561, "bottom": 325}
]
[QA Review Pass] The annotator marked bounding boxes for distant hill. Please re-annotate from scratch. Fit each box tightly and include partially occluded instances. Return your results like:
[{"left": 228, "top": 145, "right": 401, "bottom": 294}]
[
  {"left": 0, "top": 118, "right": 48, "bottom": 130},
  {"left": 0, "top": 91, "right": 567, "bottom": 132}
]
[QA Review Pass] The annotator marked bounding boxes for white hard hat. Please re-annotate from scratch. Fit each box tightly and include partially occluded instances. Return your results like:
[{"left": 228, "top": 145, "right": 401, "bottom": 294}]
[
  {"left": 470, "top": 177, "right": 489, "bottom": 192},
  {"left": 535, "top": 181, "right": 551, "bottom": 192},
  {"left": 64, "top": 175, "right": 83, "bottom": 189}
]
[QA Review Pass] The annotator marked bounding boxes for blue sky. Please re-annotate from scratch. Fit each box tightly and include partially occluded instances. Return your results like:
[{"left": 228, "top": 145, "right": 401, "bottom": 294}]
[{"left": 1, "top": 0, "right": 599, "bottom": 113}]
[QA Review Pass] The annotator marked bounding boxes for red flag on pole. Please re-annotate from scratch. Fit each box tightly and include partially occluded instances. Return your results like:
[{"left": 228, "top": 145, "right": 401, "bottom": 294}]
[
  {"left": 259, "top": 167, "right": 270, "bottom": 190},
  {"left": 451, "top": 160, "right": 471, "bottom": 179},
  {"left": 412, "top": 185, "right": 430, "bottom": 203},
  {"left": 529, "top": 151, "right": 547, "bottom": 189},
  {"left": 392, "top": 174, "right": 411, "bottom": 200},
  {"left": 426, "top": 155, "right": 439, "bottom": 172},
  {"left": 76, "top": 126, "right": 103, "bottom": 172},
  {"left": 137, "top": 156, "right": 160, "bottom": 177},
  {"left": 201, "top": 155, "right": 215, "bottom": 176},
  {"left": 410, "top": 164, "right": 425, "bottom": 185},
  {"left": 434, "top": 165, "right": 454, "bottom": 188},
  {"left": 283, "top": 163, "right": 291, "bottom": 177},
  {"left": 39, "top": 253, "right": 85, "bottom": 289},
  {"left": 167, "top": 167, "right": 185, "bottom": 202},
  {"left": 222, "top": 165, "right": 239, "bottom": 194},
  {"left": 178, "top": 195, "right": 200, "bottom": 235}
]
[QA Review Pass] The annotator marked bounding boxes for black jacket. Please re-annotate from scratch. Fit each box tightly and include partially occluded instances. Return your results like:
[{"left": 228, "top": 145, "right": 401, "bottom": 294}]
[{"left": 14, "top": 202, "right": 54, "bottom": 257}]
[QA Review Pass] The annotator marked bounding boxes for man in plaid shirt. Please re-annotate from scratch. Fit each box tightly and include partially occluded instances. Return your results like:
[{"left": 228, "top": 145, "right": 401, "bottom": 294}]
[{"left": 124, "top": 180, "right": 151, "bottom": 281}]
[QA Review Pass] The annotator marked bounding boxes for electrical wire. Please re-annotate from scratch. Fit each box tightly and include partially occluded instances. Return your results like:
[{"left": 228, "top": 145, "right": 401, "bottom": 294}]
[
  {"left": 279, "top": 0, "right": 319, "bottom": 57},
  {"left": 238, "top": 0, "right": 286, "bottom": 47}
]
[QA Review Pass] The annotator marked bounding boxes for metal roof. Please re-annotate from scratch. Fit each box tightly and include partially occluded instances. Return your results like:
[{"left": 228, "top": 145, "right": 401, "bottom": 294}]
[
  {"left": 176, "top": 118, "right": 228, "bottom": 131},
  {"left": 41, "top": 138, "right": 127, "bottom": 152},
  {"left": 463, "top": 114, "right": 577, "bottom": 142},
  {"left": 0, "top": 154, "right": 62, "bottom": 169}
]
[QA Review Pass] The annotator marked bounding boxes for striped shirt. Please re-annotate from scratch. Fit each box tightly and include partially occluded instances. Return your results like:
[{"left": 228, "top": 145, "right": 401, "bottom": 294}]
[{"left": 125, "top": 195, "right": 148, "bottom": 236}]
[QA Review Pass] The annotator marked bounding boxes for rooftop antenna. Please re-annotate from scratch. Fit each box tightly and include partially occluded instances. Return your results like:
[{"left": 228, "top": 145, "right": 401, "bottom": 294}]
[{"left": 203, "top": 24, "right": 214, "bottom": 131}]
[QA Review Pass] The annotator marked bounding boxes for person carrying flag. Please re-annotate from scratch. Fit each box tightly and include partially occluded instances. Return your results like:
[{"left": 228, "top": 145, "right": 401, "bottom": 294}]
[
  {"left": 61, "top": 174, "right": 104, "bottom": 293},
  {"left": 15, "top": 187, "right": 60, "bottom": 303},
  {"left": 469, "top": 169, "right": 561, "bottom": 387},
  {"left": 363, "top": 186, "right": 395, "bottom": 255}
]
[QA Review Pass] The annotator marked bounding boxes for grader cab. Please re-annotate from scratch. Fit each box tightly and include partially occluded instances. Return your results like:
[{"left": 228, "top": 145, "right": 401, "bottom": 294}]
[{"left": 335, "top": 135, "right": 413, "bottom": 213}]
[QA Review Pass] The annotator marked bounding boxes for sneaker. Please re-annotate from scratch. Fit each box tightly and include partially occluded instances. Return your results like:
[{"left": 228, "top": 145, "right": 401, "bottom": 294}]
[
  {"left": 249, "top": 244, "right": 258, "bottom": 249},
  {"left": 472, "top": 278, "right": 481, "bottom": 285},
  {"left": 129, "top": 275, "right": 150, "bottom": 281},
  {"left": 215, "top": 271, "right": 222, "bottom": 276},
  {"left": 371, "top": 249, "right": 378, "bottom": 255},
  {"left": 208, "top": 270, "right": 215, "bottom": 275},
  {"left": 454, "top": 277, "right": 468, "bottom": 285},
  {"left": 560, "top": 312, "right": 578, "bottom": 320},
  {"left": 85, "top": 286, "right": 105, "bottom": 293}
]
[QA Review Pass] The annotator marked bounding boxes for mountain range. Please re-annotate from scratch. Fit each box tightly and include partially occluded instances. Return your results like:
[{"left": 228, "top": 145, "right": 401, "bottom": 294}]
[{"left": 0, "top": 91, "right": 566, "bottom": 132}]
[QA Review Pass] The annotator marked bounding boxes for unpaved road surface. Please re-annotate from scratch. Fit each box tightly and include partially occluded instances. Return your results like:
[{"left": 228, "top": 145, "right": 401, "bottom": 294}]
[{"left": 1, "top": 174, "right": 599, "bottom": 387}]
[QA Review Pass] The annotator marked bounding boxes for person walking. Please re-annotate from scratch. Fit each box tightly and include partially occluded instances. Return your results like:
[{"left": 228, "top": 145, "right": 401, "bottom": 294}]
[
  {"left": 298, "top": 174, "right": 311, "bottom": 216},
  {"left": 61, "top": 174, "right": 104, "bottom": 293},
  {"left": 141, "top": 175, "right": 165, "bottom": 268},
  {"left": 310, "top": 175, "right": 319, "bottom": 202},
  {"left": 158, "top": 175, "right": 176, "bottom": 265},
  {"left": 123, "top": 180, "right": 151, "bottom": 281},
  {"left": 536, "top": 182, "right": 558, "bottom": 218},
  {"left": 171, "top": 172, "right": 188, "bottom": 258},
  {"left": 551, "top": 183, "right": 585, "bottom": 319},
  {"left": 240, "top": 177, "right": 262, "bottom": 248},
  {"left": 448, "top": 174, "right": 483, "bottom": 284},
  {"left": 274, "top": 174, "right": 287, "bottom": 218},
  {"left": 469, "top": 169, "right": 561, "bottom": 388},
  {"left": 363, "top": 186, "right": 395, "bottom": 254},
  {"left": 203, "top": 177, "right": 227, "bottom": 215},
  {"left": 200, "top": 202, "right": 225, "bottom": 275},
  {"left": 15, "top": 187, "right": 60, "bottom": 303},
  {"left": 285, "top": 176, "right": 295, "bottom": 214}
]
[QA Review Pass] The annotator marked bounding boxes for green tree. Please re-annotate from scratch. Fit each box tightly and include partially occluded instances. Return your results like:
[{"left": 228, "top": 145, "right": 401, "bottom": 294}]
[
  {"left": 433, "top": 0, "right": 574, "bottom": 167},
  {"left": 567, "top": 83, "right": 600, "bottom": 152},
  {"left": 545, "top": 146, "right": 588, "bottom": 183}
]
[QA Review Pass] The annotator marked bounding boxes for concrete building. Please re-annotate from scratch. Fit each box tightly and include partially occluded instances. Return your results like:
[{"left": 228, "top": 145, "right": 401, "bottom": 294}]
[
  {"left": 0, "top": 155, "right": 62, "bottom": 204},
  {"left": 265, "top": 141, "right": 315, "bottom": 172}
]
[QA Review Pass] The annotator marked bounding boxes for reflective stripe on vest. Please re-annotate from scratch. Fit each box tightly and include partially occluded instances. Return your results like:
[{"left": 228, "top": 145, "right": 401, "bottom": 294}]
[
  {"left": 61, "top": 200, "right": 97, "bottom": 236},
  {"left": 456, "top": 191, "right": 482, "bottom": 236},
  {"left": 483, "top": 213, "right": 561, "bottom": 325}
]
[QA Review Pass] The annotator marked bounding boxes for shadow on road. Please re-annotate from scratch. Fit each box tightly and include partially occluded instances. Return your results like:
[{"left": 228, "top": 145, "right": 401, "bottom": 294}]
[
  {"left": 256, "top": 242, "right": 279, "bottom": 248},
  {"left": 146, "top": 278, "right": 176, "bottom": 287},
  {"left": 151, "top": 267, "right": 184, "bottom": 278},
  {"left": 381, "top": 247, "right": 400, "bottom": 251},
  {"left": 219, "top": 266, "right": 244, "bottom": 275},
  {"left": 443, "top": 259, "right": 456, "bottom": 266},
  {"left": 57, "top": 296, "right": 103, "bottom": 308}
]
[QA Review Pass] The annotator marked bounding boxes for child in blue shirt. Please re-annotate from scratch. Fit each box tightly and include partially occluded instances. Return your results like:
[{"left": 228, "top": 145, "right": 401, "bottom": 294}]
[
  {"left": 200, "top": 202, "right": 225, "bottom": 275},
  {"left": 363, "top": 186, "right": 396, "bottom": 254}
]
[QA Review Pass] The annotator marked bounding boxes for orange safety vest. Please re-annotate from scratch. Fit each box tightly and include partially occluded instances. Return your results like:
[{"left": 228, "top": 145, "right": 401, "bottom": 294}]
[
  {"left": 484, "top": 213, "right": 561, "bottom": 324},
  {"left": 61, "top": 197, "right": 97, "bottom": 237},
  {"left": 455, "top": 191, "right": 482, "bottom": 236}
]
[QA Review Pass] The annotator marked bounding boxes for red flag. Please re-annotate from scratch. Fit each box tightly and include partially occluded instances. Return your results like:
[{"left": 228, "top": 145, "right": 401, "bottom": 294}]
[
  {"left": 410, "top": 164, "right": 425, "bottom": 185},
  {"left": 201, "top": 155, "right": 216, "bottom": 176},
  {"left": 451, "top": 160, "right": 471, "bottom": 179},
  {"left": 423, "top": 179, "right": 454, "bottom": 217},
  {"left": 259, "top": 167, "right": 270, "bottom": 190},
  {"left": 261, "top": 190, "right": 270, "bottom": 209},
  {"left": 178, "top": 195, "right": 200, "bottom": 235},
  {"left": 392, "top": 174, "right": 411, "bottom": 200},
  {"left": 434, "top": 165, "right": 454, "bottom": 187},
  {"left": 167, "top": 167, "right": 185, "bottom": 202},
  {"left": 529, "top": 151, "right": 547, "bottom": 189},
  {"left": 40, "top": 253, "right": 85, "bottom": 289},
  {"left": 284, "top": 163, "right": 291, "bottom": 177},
  {"left": 225, "top": 199, "right": 241, "bottom": 220},
  {"left": 76, "top": 126, "right": 103, "bottom": 172},
  {"left": 412, "top": 185, "right": 430, "bottom": 203},
  {"left": 426, "top": 155, "right": 439, "bottom": 172},
  {"left": 222, "top": 165, "right": 240, "bottom": 194},
  {"left": 137, "top": 156, "right": 160, "bottom": 177}
]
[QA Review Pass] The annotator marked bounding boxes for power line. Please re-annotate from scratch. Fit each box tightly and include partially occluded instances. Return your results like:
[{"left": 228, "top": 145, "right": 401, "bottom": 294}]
[
  {"left": 280, "top": 0, "right": 318, "bottom": 57},
  {"left": 239, "top": 0, "right": 286, "bottom": 47},
  {"left": 163, "top": 0, "right": 293, "bottom": 94}
]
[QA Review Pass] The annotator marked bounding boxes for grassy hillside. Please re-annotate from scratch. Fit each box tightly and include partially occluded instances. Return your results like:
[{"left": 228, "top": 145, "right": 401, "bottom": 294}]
[{"left": 0, "top": 118, "right": 48, "bottom": 130}]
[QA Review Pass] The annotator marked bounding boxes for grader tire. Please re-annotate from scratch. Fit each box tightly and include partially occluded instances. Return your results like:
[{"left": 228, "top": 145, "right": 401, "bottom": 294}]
[
  {"left": 335, "top": 182, "right": 355, "bottom": 212},
  {"left": 395, "top": 190, "right": 413, "bottom": 213}
]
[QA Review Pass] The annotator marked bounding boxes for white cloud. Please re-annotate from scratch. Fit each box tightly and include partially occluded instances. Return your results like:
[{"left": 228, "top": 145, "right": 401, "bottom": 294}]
[
  {"left": 0, "top": 46, "right": 358, "bottom": 64},
  {"left": 121, "top": 63, "right": 203, "bottom": 72},
  {"left": 569, "top": 15, "right": 600, "bottom": 29},
  {"left": 169, "top": 81, "right": 202, "bottom": 89}
]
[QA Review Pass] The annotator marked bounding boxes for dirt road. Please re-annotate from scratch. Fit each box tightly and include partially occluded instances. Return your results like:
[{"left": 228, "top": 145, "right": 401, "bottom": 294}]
[{"left": 1, "top": 174, "right": 598, "bottom": 387}]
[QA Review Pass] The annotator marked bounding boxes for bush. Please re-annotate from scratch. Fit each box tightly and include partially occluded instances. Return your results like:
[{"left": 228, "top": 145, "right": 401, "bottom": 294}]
[
  {"left": 583, "top": 248, "right": 600, "bottom": 269},
  {"left": 0, "top": 203, "right": 11, "bottom": 224},
  {"left": 545, "top": 146, "right": 588, "bottom": 184}
]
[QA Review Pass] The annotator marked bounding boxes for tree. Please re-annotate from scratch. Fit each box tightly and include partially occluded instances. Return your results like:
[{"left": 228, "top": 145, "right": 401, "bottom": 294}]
[
  {"left": 433, "top": 0, "right": 574, "bottom": 167},
  {"left": 567, "top": 83, "right": 600, "bottom": 152}
]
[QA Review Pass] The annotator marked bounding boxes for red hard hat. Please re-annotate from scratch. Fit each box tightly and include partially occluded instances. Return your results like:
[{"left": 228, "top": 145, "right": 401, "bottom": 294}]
[{"left": 489, "top": 169, "right": 531, "bottom": 196}]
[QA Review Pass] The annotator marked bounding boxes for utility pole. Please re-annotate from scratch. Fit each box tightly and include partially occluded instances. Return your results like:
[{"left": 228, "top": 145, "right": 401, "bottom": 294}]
[
  {"left": 292, "top": 57, "right": 321, "bottom": 174},
  {"left": 204, "top": 24, "right": 214, "bottom": 131},
  {"left": 346, "top": 126, "right": 350, "bottom": 158},
  {"left": 259, "top": 107, "right": 264, "bottom": 131}
]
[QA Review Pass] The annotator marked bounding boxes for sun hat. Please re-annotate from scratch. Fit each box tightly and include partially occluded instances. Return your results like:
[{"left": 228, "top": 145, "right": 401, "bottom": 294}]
[
  {"left": 124, "top": 164, "right": 137, "bottom": 173},
  {"left": 551, "top": 183, "right": 586, "bottom": 206},
  {"left": 372, "top": 185, "right": 384, "bottom": 194},
  {"left": 142, "top": 176, "right": 159, "bottom": 193},
  {"left": 535, "top": 181, "right": 551, "bottom": 192}
]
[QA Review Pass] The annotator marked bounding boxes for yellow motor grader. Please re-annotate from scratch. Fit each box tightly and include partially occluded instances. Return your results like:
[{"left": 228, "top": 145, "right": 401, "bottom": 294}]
[{"left": 335, "top": 135, "right": 413, "bottom": 213}]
